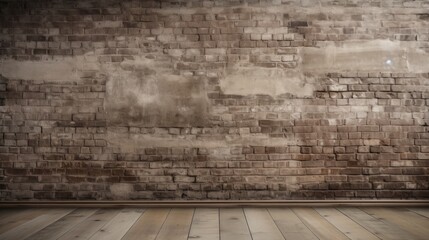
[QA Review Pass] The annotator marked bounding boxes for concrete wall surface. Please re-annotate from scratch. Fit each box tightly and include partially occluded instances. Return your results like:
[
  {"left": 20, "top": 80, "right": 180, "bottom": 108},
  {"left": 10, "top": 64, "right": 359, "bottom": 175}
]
[{"left": 0, "top": 0, "right": 428, "bottom": 200}]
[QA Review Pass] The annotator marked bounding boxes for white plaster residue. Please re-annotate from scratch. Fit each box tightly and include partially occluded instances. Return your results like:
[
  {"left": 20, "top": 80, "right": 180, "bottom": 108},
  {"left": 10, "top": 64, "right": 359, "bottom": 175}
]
[
  {"left": 0, "top": 55, "right": 100, "bottom": 82},
  {"left": 302, "top": 40, "right": 429, "bottom": 73},
  {"left": 220, "top": 62, "right": 314, "bottom": 97},
  {"left": 119, "top": 56, "right": 166, "bottom": 72},
  {"left": 107, "top": 131, "right": 298, "bottom": 152},
  {"left": 0, "top": 59, "right": 78, "bottom": 82},
  {"left": 105, "top": 59, "right": 161, "bottom": 106}
]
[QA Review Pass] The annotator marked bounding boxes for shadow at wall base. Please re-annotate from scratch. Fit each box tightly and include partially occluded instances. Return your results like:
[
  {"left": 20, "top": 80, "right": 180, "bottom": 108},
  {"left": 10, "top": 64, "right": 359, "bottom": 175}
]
[{"left": 1, "top": 200, "right": 428, "bottom": 208}]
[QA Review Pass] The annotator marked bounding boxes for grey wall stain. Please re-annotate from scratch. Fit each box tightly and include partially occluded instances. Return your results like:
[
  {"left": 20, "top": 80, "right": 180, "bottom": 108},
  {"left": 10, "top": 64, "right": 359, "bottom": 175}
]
[
  {"left": 220, "top": 62, "right": 315, "bottom": 98},
  {"left": 106, "top": 131, "right": 299, "bottom": 153},
  {"left": 104, "top": 56, "right": 209, "bottom": 127},
  {"left": 109, "top": 183, "right": 134, "bottom": 200},
  {"left": 0, "top": 55, "right": 210, "bottom": 128}
]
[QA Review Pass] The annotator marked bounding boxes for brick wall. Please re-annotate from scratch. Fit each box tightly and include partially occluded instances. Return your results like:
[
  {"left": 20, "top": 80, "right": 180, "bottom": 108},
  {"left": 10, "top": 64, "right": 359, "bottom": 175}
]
[{"left": 0, "top": 0, "right": 428, "bottom": 200}]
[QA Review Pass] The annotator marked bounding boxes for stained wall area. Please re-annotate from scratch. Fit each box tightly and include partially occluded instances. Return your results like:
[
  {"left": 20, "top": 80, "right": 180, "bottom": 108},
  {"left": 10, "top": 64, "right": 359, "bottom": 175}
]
[{"left": 0, "top": 0, "right": 428, "bottom": 200}]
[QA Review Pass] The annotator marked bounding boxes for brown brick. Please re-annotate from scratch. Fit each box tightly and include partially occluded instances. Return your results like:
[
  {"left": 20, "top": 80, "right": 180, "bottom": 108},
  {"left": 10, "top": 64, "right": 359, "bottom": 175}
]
[{"left": 0, "top": 0, "right": 427, "bottom": 201}]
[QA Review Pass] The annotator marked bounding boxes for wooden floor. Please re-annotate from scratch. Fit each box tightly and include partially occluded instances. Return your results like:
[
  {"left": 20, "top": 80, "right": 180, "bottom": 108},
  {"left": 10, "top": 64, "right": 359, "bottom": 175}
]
[{"left": 0, "top": 207, "right": 428, "bottom": 240}]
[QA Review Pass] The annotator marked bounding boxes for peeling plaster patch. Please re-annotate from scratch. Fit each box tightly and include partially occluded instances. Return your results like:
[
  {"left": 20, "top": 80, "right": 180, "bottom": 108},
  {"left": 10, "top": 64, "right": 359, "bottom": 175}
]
[
  {"left": 149, "top": 5, "right": 418, "bottom": 15},
  {"left": 104, "top": 56, "right": 208, "bottom": 127},
  {"left": 0, "top": 56, "right": 100, "bottom": 82},
  {"left": 301, "top": 40, "right": 429, "bottom": 73},
  {"left": 109, "top": 183, "right": 134, "bottom": 200},
  {"left": 220, "top": 62, "right": 315, "bottom": 97},
  {"left": 0, "top": 55, "right": 209, "bottom": 128},
  {"left": 107, "top": 131, "right": 298, "bottom": 152},
  {"left": 407, "top": 49, "right": 429, "bottom": 73}
]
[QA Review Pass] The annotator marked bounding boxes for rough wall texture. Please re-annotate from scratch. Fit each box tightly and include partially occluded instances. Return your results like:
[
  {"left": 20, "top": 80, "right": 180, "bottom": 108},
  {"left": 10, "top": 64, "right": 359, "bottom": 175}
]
[{"left": 0, "top": 0, "right": 428, "bottom": 200}]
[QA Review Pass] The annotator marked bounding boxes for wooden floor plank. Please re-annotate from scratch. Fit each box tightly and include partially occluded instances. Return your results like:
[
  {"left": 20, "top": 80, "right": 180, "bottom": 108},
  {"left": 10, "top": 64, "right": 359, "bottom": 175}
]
[
  {"left": 0, "top": 207, "right": 426, "bottom": 240},
  {"left": 408, "top": 208, "right": 429, "bottom": 219},
  {"left": 0, "top": 208, "right": 46, "bottom": 234},
  {"left": 88, "top": 208, "right": 144, "bottom": 240},
  {"left": 293, "top": 207, "right": 349, "bottom": 240},
  {"left": 121, "top": 208, "right": 170, "bottom": 240},
  {"left": 25, "top": 208, "right": 98, "bottom": 240},
  {"left": 362, "top": 207, "right": 429, "bottom": 240},
  {"left": 244, "top": 208, "right": 285, "bottom": 240},
  {"left": 0, "top": 209, "right": 26, "bottom": 219},
  {"left": 268, "top": 208, "right": 318, "bottom": 240},
  {"left": 0, "top": 208, "right": 74, "bottom": 240},
  {"left": 219, "top": 208, "right": 252, "bottom": 240},
  {"left": 188, "top": 208, "right": 219, "bottom": 240},
  {"left": 315, "top": 208, "right": 379, "bottom": 240},
  {"left": 156, "top": 208, "right": 194, "bottom": 240},
  {"left": 339, "top": 207, "right": 420, "bottom": 240},
  {"left": 57, "top": 208, "right": 120, "bottom": 240}
]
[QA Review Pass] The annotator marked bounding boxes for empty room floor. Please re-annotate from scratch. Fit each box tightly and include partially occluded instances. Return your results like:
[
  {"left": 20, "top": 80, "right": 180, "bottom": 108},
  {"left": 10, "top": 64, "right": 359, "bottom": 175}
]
[{"left": 0, "top": 207, "right": 428, "bottom": 240}]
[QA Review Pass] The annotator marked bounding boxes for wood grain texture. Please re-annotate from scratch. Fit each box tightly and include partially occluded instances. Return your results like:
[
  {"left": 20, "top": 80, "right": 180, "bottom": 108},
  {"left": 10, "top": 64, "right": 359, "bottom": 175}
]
[
  {"left": 339, "top": 207, "right": 419, "bottom": 240},
  {"left": 408, "top": 208, "right": 429, "bottom": 219},
  {"left": 0, "top": 209, "right": 26, "bottom": 219},
  {"left": 268, "top": 208, "right": 318, "bottom": 240},
  {"left": 57, "top": 208, "right": 120, "bottom": 240},
  {"left": 0, "top": 208, "right": 74, "bottom": 240},
  {"left": 244, "top": 208, "right": 285, "bottom": 240},
  {"left": 0, "top": 209, "right": 45, "bottom": 234},
  {"left": 25, "top": 208, "right": 97, "bottom": 240},
  {"left": 219, "top": 208, "right": 252, "bottom": 240},
  {"left": 122, "top": 208, "right": 170, "bottom": 240},
  {"left": 188, "top": 208, "right": 219, "bottom": 240},
  {"left": 362, "top": 207, "right": 429, "bottom": 240},
  {"left": 315, "top": 208, "right": 379, "bottom": 240},
  {"left": 293, "top": 208, "right": 349, "bottom": 240},
  {"left": 0, "top": 207, "right": 427, "bottom": 240},
  {"left": 88, "top": 208, "right": 144, "bottom": 240},
  {"left": 156, "top": 208, "right": 194, "bottom": 240}
]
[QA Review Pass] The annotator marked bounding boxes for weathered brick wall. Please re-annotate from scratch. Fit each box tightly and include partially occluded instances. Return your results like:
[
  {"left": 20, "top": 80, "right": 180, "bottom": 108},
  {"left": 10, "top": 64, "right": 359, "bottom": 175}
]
[{"left": 0, "top": 0, "right": 428, "bottom": 200}]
